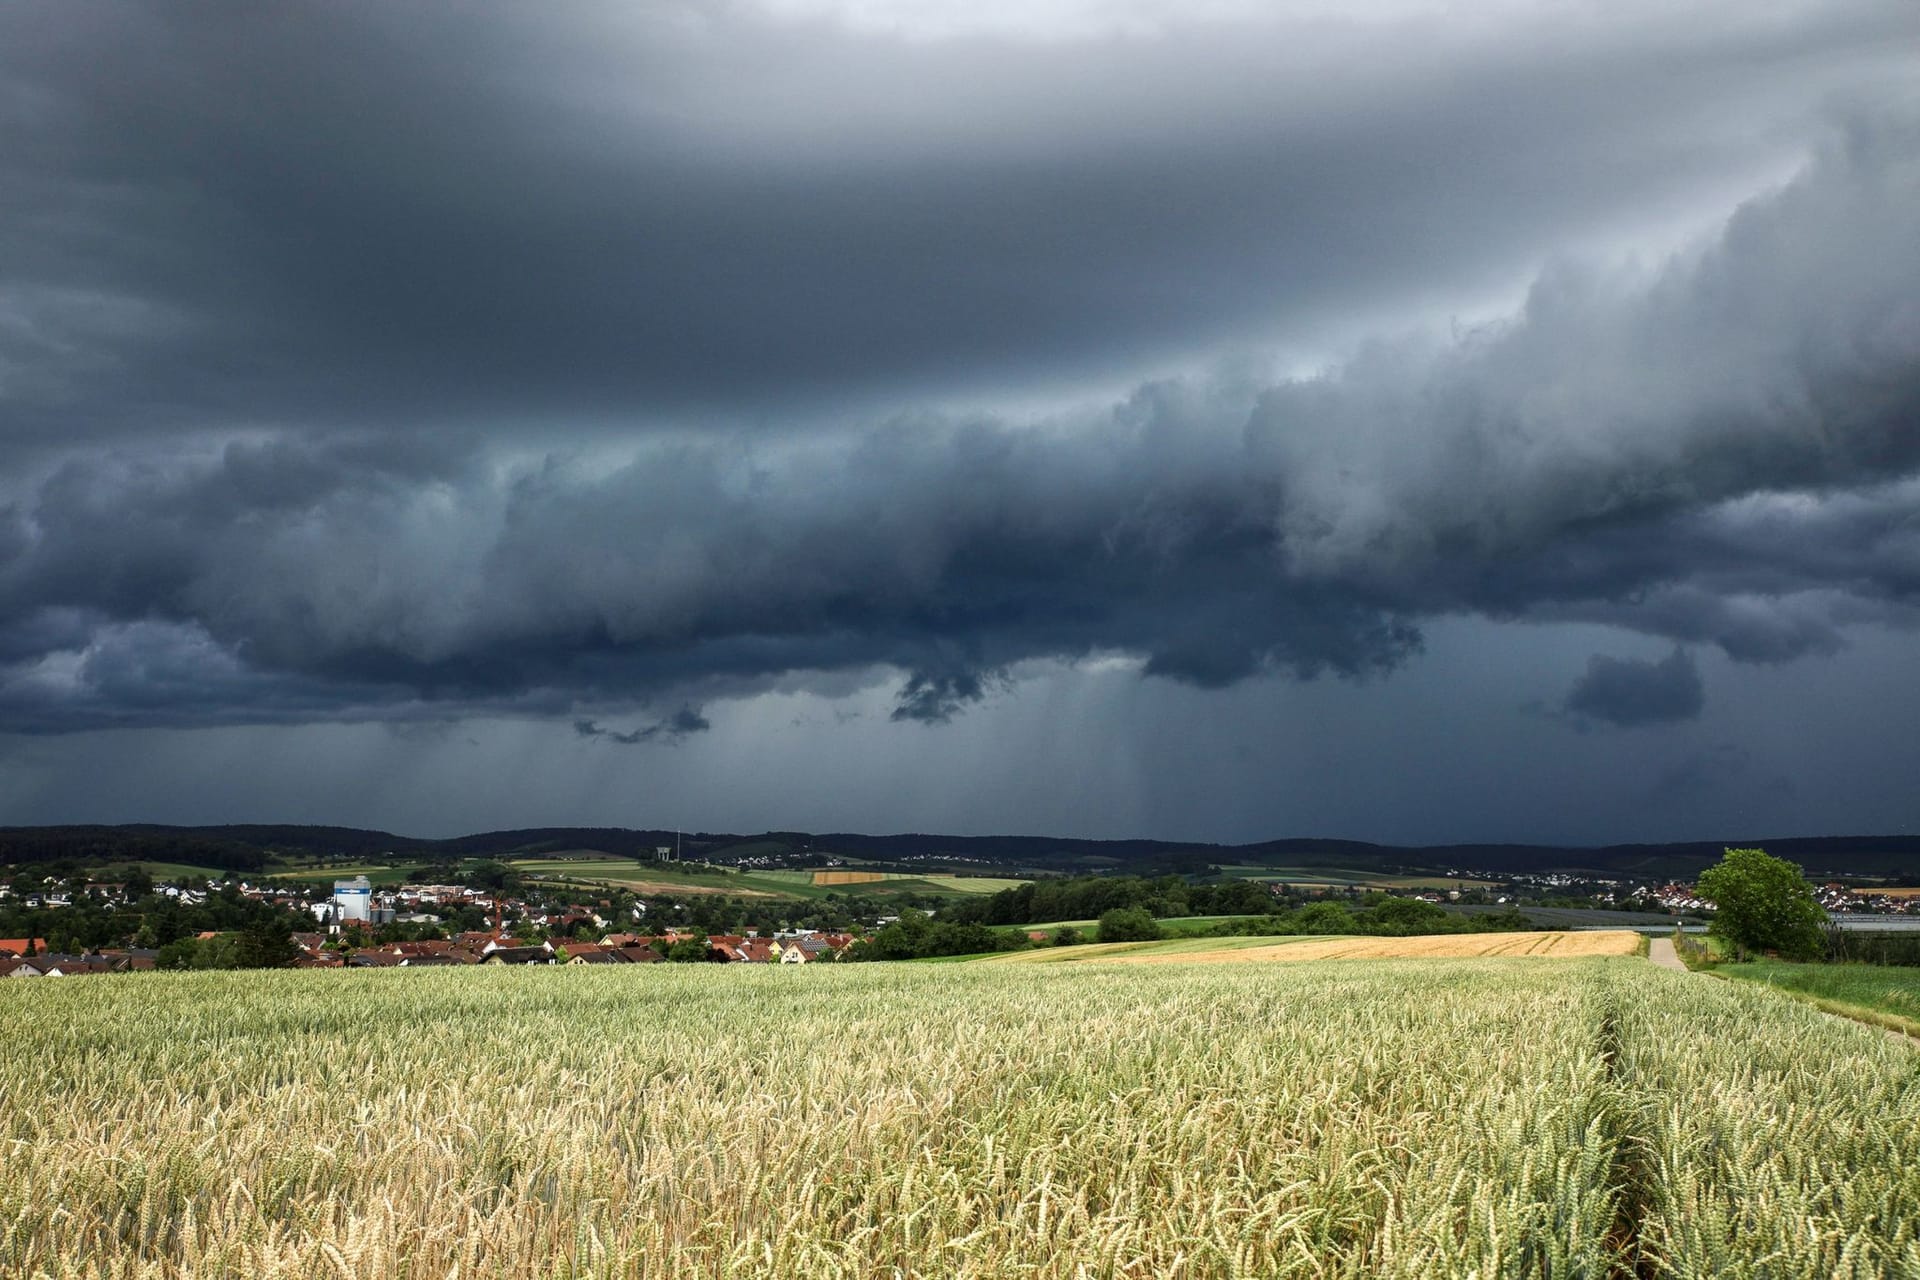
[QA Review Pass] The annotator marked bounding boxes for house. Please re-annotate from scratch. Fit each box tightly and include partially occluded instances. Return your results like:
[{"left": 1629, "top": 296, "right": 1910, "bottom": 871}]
[
  {"left": 779, "top": 937, "right": 837, "bottom": 963},
  {"left": 0, "top": 938, "right": 47, "bottom": 958},
  {"left": 615, "top": 945, "right": 664, "bottom": 964},
  {"left": 553, "top": 941, "right": 607, "bottom": 961},
  {"left": 388, "top": 940, "right": 462, "bottom": 960},
  {"left": 482, "top": 946, "right": 553, "bottom": 965},
  {"left": 0, "top": 957, "right": 45, "bottom": 978},
  {"left": 567, "top": 949, "right": 623, "bottom": 965},
  {"left": 34, "top": 952, "right": 132, "bottom": 977},
  {"left": 480, "top": 937, "right": 551, "bottom": 957},
  {"left": 739, "top": 938, "right": 780, "bottom": 964},
  {"left": 347, "top": 951, "right": 404, "bottom": 968}
]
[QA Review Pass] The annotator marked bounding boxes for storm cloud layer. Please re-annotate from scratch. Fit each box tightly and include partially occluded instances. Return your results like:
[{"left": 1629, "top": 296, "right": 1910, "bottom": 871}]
[{"left": 2, "top": 0, "right": 1918, "bottom": 843}]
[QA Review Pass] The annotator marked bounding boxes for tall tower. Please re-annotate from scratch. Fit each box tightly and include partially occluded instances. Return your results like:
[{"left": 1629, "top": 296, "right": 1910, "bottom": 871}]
[{"left": 332, "top": 876, "right": 372, "bottom": 924}]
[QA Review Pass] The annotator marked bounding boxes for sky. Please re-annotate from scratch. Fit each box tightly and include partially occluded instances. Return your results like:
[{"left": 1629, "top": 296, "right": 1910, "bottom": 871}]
[{"left": 2, "top": 0, "right": 1918, "bottom": 845}]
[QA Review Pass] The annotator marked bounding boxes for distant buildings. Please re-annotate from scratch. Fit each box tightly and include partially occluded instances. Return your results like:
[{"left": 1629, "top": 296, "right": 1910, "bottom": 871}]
[{"left": 333, "top": 876, "right": 373, "bottom": 923}]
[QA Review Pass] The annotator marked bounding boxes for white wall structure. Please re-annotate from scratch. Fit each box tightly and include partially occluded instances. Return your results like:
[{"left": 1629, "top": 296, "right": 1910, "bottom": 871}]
[{"left": 332, "top": 876, "right": 372, "bottom": 923}]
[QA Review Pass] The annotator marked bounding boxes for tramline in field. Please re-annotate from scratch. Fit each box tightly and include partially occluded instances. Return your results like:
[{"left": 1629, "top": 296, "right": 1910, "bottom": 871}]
[{"left": 4, "top": 958, "right": 1917, "bottom": 1278}]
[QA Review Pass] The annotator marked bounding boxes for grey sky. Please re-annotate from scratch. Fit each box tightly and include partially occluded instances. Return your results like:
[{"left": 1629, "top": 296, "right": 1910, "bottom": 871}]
[{"left": 2, "top": 0, "right": 1917, "bottom": 842}]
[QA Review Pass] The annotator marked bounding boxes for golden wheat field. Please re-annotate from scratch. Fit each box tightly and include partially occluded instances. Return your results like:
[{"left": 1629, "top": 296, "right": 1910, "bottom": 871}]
[
  {"left": 1113, "top": 928, "right": 1642, "bottom": 964},
  {"left": 811, "top": 869, "right": 890, "bottom": 885},
  {"left": 5, "top": 958, "right": 1919, "bottom": 1278}
]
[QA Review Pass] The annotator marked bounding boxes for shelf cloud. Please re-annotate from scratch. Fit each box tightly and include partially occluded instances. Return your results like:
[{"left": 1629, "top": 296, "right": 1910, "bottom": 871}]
[{"left": 1, "top": 0, "right": 1916, "bottom": 839}]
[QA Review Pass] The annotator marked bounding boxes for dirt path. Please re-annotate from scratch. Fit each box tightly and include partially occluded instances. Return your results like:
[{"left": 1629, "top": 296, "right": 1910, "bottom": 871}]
[{"left": 1646, "top": 937, "right": 1689, "bottom": 973}]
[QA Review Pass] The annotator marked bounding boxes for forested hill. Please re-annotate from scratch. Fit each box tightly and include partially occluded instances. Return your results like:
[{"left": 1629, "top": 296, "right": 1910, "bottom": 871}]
[{"left": 4, "top": 823, "right": 1920, "bottom": 881}]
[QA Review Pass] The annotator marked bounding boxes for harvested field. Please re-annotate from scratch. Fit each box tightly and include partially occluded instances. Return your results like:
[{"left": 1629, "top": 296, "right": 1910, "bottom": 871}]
[
  {"left": 1109, "top": 929, "right": 1640, "bottom": 964},
  {"left": 919, "top": 874, "right": 1031, "bottom": 893},
  {"left": 812, "top": 869, "right": 889, "bottom": 885},
  {"left": 604, "top": 879, "right": 780, "bottom": 897}
]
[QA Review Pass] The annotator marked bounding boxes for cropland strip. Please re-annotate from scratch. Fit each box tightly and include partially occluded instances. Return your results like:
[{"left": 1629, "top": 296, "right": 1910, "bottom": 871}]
[
  {"left": 1104, "top": 929, "right": 1641, "bottom": 963},
  {"left": 0, "top": 961, "right": 1622, "bottom": 1277},
  {"left": 981, "top": 935, "right": 1332, "bottom": 963},
  {"left": 512, "top": 859, "right": 788, "bottom": 896},
  {"left": 6, "top": 959, "right": 1920, "bottom": 1276},
  {"left": 916, "top": 874, "right": 1032, "bottom": 893}
]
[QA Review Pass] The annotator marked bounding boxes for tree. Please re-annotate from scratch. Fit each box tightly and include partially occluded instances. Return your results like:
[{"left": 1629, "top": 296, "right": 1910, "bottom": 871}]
[
  {"left": 1697, "top": 847, "right": 1826, "bottom": 960},
  {"left": 1293, "top": 901, "right": 1358, "bottom": 935},
  {"left": 665, "top": 936, "right": 712, "bottom": 963},
  {"left": 1096, "top": 907, "right": 1162, "bottom": 943},
  {"left": 235, "top": 915, "right": 299, "bottom": 968},
  {"left": 1364, "top": 896, "right": 1452, "bottom": 936}
]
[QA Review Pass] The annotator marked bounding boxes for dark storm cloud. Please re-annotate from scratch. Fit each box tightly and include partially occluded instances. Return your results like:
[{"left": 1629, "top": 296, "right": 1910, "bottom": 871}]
[
  {"left": 2, "top": 3, "right": 1920, "bottom": 734},
  {"left": 0, "top": 1, "right": 1912, "bottom": 446},
  {"left": 574, "top": 707, "right": 711, "bottom": 745},
  {"left": 1563, "top": 649, "right": 1704, "bottom": 728}
]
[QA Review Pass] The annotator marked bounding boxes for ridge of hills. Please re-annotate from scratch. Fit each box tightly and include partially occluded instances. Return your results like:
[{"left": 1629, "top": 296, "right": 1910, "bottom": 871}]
[{"left": 2, "top": 823, "right": 1919, "bottom": 881}]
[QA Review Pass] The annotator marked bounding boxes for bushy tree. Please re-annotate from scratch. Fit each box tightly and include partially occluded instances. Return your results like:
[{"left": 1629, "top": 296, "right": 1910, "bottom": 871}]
[
  {"left": 1293, "top": 901, "right": 1358, "bottom": 935},
  {"left": 1096, "top": 907, "right": 1161, "bottom": 943},
  {"left": 1697, "top": 847, "right": 1826, "bottom": 960},
  {"left": 665, "top": 937, "right": 712, "bottom": 962},
  {"left": 1364, "top": 896, "right": 1451, "bottom": 936}
]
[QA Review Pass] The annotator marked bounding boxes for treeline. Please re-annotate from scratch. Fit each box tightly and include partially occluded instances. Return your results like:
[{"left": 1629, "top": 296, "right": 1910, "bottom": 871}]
[
  {"left": 847, "top": 912, "right": 1029, "bottom": 961},
  {"left": 941, "top": 875, "right": 1278, "bottom": 926},
  {"left": 0, "top": 827, "right": 271, "bottom": 873},
  {"left": 1194, "top": 896, "right": 1534, "bottom": 938}
]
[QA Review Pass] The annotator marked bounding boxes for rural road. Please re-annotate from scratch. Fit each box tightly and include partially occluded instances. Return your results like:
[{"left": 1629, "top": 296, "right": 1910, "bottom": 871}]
[{"left": 1647, "top": 937, "right": 1688, "bottom": 972}]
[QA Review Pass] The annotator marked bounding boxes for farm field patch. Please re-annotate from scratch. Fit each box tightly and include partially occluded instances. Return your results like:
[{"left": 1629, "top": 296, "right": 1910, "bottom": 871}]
[
  {"left": 1002, "top": 914, "right": 1273, "bottom": 938},
  {"left": 915, "top": 874, "right": 1031, "bottom": 893},
  {"left": 104, "top": 860, "right": 239, "bottom": 881},
  {"left": 1208, "top": 864, "right": 1499, "bottom": 890},
  {"left": 982, "top": 934, "right": 1332, "bottom": 963},
  {"left": 810, "top": 869, "right": 1030, "bottom": 892},
  {"left": 512, "top": 859, "right": 787, "bottom": 897},
  {"left": 511, "top": 859, "right": 1007, "bottom": 901},
  {"left": 1108, "top": 928, "right": 1641, "bottom": 963},
  {"left": 267, "top": 863, "right": 423, "bottom": 885}
]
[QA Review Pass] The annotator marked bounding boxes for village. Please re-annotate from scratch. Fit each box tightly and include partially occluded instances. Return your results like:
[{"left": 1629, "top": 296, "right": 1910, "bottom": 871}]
[{"left": 0, "top": 869, "right": 875, "bottom": 977}]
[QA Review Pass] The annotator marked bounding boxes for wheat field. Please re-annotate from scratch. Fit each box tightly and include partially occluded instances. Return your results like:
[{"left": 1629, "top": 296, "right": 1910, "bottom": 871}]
[
  {"left": 4, "top": 958, "right": 1917, "bottom": 1278},
  {"left": 1110, "top": 929, "right": 1642, "bottom": 964}
]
